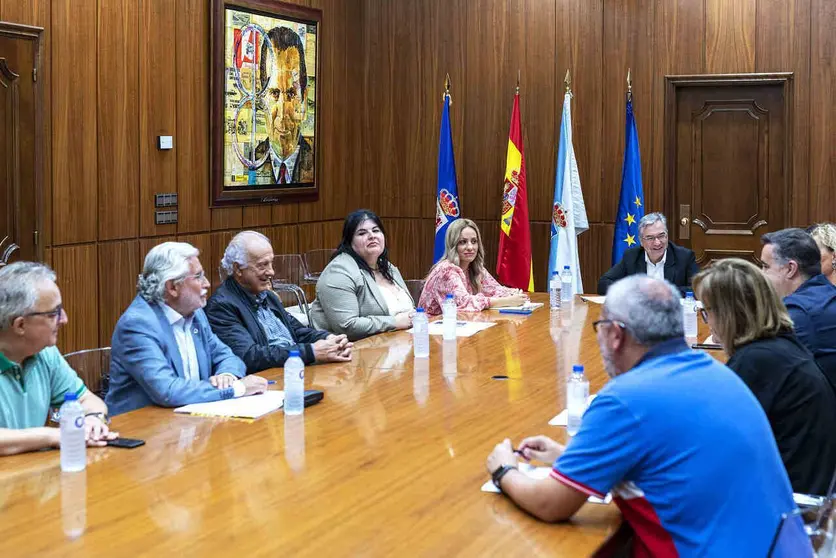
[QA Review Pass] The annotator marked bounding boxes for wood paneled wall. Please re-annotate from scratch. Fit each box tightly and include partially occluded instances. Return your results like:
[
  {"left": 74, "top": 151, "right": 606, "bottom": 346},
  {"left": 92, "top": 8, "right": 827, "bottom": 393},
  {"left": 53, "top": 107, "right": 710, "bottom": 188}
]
[
  {"left": 363, "top": 0, "right": 835, "bottom": 296},
  {"left": 1, "top": 0, "right": 834, "bottom": 352}
]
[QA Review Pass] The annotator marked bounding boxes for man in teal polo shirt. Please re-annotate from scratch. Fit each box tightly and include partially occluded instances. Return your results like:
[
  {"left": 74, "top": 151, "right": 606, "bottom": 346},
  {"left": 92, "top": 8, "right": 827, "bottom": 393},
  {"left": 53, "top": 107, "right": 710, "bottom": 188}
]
[{"left": 0, "top": 262, "right": 117, "bottom": 456}]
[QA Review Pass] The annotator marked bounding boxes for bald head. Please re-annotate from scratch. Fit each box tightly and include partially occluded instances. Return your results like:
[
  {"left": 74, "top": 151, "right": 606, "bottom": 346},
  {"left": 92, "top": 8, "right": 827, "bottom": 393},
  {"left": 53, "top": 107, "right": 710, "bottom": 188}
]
[{"left": 222, "top": 231, "right": 275, "bottom": 294}]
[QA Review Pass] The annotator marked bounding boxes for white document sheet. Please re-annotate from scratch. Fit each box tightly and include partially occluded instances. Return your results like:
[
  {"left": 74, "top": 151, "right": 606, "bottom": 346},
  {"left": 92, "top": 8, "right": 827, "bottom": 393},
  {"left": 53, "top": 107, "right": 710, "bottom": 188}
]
[
  {"left": 407, "top": 320, "right": 496, "bottom": 338},
  {"left": 579, "top": 295, "right": 606, "bottom": 304},
  {"left": 174, "top": 390, "right": 285, "bottom": 419},
  {"left": 490, "top": 302, "right": 545, "bottom": 311},
  {"left": 548, "top": 395, "right": 597, "bottom": 426},
  {"left": 481, "top": 463, "right": 612, "bottom": 504}
]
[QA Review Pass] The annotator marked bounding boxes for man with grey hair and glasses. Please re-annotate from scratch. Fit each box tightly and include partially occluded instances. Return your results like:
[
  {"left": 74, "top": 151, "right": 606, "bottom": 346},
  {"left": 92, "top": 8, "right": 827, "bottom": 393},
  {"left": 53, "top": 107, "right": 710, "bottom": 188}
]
[
  {"left": 486, "top": 275, "right": 804, "bottom": 556},
  {"left": 205, "top": 231, "right": 351, "bottom": 373},
  {"left": 761, "top": 227, "right": 836, "bottom": 392},
  {"left": 0, "top": 262, "right": 117, "bottom": 456},
  {"left": 598, "top": 212, "right": 698, "bottom": 295},
  {"left": 106, "top": 242, "right": 268, "bottom": 415}
]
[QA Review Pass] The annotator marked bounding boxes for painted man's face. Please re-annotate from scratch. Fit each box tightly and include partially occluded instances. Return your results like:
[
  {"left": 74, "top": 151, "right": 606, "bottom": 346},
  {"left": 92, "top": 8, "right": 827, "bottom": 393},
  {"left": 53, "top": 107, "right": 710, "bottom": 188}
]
[{"left": 265, "top": 45, "right": 307, "bottom": 159}]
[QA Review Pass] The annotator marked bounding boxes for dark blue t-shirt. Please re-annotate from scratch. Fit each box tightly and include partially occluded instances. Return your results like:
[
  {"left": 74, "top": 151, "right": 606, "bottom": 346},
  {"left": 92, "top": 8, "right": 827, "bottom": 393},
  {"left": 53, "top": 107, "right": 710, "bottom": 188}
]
[{"left": 784, "top": 274, "right": 836, "bottom": 393}]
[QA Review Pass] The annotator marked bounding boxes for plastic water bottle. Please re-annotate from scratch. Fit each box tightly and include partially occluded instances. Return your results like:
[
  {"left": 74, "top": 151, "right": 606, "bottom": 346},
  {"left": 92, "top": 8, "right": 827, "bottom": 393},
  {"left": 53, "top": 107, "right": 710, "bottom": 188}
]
[
  {"left": 560, "top": 265, "right": 573, "bottom": 302},
  {"left": 549, "top": 272, "right": 561, "bottom": 311},
  {"left": 442, "top": 294, "right": 457, "bottom": 340},
  {"left": 442, "top": 339, "right": 457, "bottom": 378},
  {"left": 61, "top": 470, "right": 87, "bottom": 538},
  {"left": 59, "top": 393, "right": 86, "bottom": 472},
  {"left": 566, "top": 364, "right": 589, "bottom": 437},
  {"left": 284, "top": 350, "right": 305, "bottom": 415},
  {"left": 683, "top": 291, "right": 698, "bottom": 338},
  {"left": 413, "top": 308, "right": 430, "bottom": 358}
]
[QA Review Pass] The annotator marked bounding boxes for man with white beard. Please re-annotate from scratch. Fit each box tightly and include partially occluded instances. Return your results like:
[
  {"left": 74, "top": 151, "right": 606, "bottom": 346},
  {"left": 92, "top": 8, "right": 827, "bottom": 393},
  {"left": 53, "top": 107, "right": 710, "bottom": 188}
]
[
  {"left": 485, "top": 275, "right": 807, "bottom": 557},
  {"left": 106, "top": 242, "right": 267, "bottom": 415}
]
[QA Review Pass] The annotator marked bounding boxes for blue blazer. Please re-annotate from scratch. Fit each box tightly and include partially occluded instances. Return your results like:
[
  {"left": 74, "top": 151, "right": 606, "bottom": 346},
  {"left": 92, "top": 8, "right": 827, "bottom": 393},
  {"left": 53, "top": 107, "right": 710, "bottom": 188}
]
[{"left": 106, "top": 295, "right": 246, "bottom": 416}]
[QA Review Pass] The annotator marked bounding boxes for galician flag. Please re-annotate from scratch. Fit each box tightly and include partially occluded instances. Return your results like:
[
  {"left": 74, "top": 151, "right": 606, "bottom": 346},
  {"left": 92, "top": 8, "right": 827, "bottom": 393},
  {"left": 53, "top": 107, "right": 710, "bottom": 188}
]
[
  {"left": 612, "top": 97, "right": 645, "bottom": 265},
  {"left": 497, "top": 91, "right": 534, "bottom": 292},
  {"left": 434, "top": 92, "right": 460, "bottom": 262},
  {"left": 548, "top": 91, "right": 589, "bottom": 293}
]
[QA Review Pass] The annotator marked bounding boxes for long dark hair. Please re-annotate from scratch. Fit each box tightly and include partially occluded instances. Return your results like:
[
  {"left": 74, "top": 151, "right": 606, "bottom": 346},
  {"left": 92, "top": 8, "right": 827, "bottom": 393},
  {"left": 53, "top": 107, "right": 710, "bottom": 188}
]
[{"left": 333, "top": 209, "right": 394, "bottom": 282}]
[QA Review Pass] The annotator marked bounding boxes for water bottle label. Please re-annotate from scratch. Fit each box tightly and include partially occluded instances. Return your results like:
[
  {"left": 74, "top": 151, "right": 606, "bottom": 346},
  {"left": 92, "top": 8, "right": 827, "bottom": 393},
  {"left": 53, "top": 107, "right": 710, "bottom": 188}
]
[
  {"left": 298, "top": 370, "right": 305, "bottom": 380},
  {"left": 74, "top": 416, "right": 84, "bottom": 428}
]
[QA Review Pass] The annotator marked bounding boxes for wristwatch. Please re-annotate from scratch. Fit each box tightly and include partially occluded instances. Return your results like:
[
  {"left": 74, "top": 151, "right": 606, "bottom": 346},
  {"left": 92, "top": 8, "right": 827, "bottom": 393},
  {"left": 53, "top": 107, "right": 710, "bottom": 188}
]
[
  {"left": 84, "top": 412, "right": 111, "bottom": 425},
  {"left": 491, "top": 464, "right": 518, "bottom": 491}
]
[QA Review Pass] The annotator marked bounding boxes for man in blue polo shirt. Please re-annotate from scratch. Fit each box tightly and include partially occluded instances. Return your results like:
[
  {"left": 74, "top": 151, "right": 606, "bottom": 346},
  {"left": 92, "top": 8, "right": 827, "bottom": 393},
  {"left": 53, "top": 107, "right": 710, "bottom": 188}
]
[
  {"left": 0, "top": 262, "right": 117, "bottom": 456},
  {"left": 761, "top": 227, "right": 836, "bottom": 393},
  {"left": 486, "top": 275, "right": 806, "bottom": 557}
]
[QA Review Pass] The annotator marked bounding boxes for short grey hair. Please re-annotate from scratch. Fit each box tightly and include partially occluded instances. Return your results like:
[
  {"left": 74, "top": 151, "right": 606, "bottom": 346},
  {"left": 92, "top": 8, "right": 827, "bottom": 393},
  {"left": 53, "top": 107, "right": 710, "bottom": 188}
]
[
  {"left": 220, "top": 231, "right": 271, "bottom": 275},
  {"left": 603, "top": 275, "right": 683, "bottom": 344},
  {"left": 638, "top": 212, "right": 667, "bottom": 236},
  {"left": 761, "top": 228, "right": 821, "bottom": 280},
  {"left": 0, "top": 262, "right": 57, "bottom": 330},
  {"left": 138, "top": 242, "right": 200, "bottom": 303}
]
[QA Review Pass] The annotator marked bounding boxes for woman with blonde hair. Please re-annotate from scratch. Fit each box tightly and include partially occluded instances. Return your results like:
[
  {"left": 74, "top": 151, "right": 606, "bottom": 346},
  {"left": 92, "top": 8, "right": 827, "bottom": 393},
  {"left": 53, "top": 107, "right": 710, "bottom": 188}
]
[
  {"left": 418, "top": 219, "right": 527, "bottom": 315},
  {"left": 693, "top": 258, "right": 836, "bottom": 495},
  {"left": 808, "top": 223, "right": 836, "bottom": 285}
]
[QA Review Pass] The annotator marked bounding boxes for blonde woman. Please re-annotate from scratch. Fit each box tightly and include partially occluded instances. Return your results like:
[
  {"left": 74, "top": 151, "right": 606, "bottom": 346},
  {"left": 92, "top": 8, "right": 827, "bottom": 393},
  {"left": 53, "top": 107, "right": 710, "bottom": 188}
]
[
  {"left": 693, "top": 258, "right": 836, "bottom": 495},
  {"left": 809, "top": 223, "right": 836, "bottom": 285},
  {"left": 418, "top": 219, "right": 527, "bottom": 315}
]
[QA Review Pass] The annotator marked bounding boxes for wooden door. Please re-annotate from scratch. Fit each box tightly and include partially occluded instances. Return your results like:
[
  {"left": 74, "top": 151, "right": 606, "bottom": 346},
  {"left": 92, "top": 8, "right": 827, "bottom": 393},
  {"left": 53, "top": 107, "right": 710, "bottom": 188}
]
[
  {"left": 665, "top": 74, "right": 792, "bottom": 266},
  {"left": 0, "top": 22, "right": 43, "bottom": 263}
]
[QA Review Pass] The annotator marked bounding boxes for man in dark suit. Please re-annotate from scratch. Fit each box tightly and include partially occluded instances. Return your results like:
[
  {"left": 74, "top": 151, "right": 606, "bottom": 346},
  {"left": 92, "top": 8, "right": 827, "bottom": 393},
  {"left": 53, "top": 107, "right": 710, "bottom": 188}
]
[
  {"left": 205, "top": 231, "right": 351, "bottom": 374},
  {"left": 598, "top": 213, "right": 699, "bottom": 295}
]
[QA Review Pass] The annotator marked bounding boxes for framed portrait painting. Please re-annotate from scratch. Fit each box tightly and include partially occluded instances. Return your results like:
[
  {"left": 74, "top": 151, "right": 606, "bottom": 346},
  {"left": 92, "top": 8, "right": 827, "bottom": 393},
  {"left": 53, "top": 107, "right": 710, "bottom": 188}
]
[{"left": 211, "top": 0, "right": 321, "bottom": 206}]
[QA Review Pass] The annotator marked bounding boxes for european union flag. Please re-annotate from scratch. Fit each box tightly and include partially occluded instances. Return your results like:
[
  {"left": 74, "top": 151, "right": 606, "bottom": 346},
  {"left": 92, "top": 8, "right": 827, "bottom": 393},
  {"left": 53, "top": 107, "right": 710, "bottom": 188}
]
[
  {"left": 612, "top": 98, "right": 645, "bottom": 265},
  {"left": 434, "top": 94, "right": 460, "bottom": 262}
]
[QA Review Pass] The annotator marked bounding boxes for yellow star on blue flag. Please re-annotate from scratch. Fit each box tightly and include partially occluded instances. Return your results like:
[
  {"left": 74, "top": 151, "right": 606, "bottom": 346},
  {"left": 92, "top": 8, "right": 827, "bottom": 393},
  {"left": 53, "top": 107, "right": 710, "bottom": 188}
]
[
  {"left": 624, "top": 233, "right": 636, "bottom": 247},
  {"left": 633, "top": 196, "right": 642, "bottom": 208},
  {"left": 624, "top": 213, "right": 636, "bottom": 226},
  {"left": 612, "top": 99, "right": 644, "bottom": 265}
]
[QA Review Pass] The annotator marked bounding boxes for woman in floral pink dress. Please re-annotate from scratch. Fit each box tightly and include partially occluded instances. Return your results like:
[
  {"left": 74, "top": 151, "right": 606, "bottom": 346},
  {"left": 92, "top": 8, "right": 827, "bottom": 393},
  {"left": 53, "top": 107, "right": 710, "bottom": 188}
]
[{"left": 418, "top": 219, "right": 528, "bottom": 315}]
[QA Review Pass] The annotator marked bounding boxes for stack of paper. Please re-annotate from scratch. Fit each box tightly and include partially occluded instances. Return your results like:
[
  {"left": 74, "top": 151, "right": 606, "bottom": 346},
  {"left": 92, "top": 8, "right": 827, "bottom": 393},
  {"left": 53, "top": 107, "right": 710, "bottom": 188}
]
[
  {"left": 481, "top": 463, "right": 612, "bottom": 504},
  {"left": 174, "top": 391, "right": 285, "bottom": 420}
]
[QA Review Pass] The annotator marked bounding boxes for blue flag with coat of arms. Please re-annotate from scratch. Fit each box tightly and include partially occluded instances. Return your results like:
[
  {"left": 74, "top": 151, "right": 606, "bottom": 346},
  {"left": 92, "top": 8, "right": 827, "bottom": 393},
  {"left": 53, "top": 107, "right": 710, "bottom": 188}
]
[
  {"left": 612, "top": 98, "right": 645, "bottom": 265},
  {"left": 434, "top": 94, "right": 460, "bottom": 262}
]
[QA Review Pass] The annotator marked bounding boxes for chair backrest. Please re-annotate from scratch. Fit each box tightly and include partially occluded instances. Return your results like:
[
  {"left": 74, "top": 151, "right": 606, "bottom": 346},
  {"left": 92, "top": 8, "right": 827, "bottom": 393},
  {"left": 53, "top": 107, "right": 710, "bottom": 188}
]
[
  {"left": 270, "top": 255, "right": 312, "bottom": 324},
  {"left": 63, "top": 347, "right": 111, "bottom": 399},
  {"left": 405, "top": 279, "right": 425, "bottom": 304},
  {"left": 302, "top": 249, "right": 335, "bottom": 282}
]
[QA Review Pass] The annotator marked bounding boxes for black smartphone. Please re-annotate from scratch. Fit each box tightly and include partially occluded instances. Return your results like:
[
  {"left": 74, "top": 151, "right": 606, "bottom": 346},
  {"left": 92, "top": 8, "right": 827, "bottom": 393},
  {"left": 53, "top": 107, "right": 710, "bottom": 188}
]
[
  {"left": 304, "top": 390, "right": 324, "bottom": 407},
  {"left": 106, "top": 437, "right": 145, "bottom": 449}
]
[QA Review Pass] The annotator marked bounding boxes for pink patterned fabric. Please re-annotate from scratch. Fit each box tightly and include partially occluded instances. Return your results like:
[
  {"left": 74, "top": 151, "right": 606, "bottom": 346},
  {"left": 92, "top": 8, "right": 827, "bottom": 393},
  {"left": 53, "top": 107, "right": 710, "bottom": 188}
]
[{"left": 418, "top": 260, "right": 514, "bottom": 315}]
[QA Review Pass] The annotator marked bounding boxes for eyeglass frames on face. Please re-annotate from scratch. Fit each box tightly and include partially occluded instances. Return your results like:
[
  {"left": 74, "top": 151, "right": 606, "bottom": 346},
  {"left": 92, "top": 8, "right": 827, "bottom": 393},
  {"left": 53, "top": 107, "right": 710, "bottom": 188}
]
[
  {"left": 179, "top": 271, "right": 206, "bottom": 283},
  {"left": 24, "top": 304, "right": 64, "bottom": 320},
  {"left": 699, "top": 307, "right": 710, "bottom": 324},
  {"left": 592, "top": 319, "right": 627, "bottom": 333},
  {"left": 641, "top": 232, "right": 668, "bottom": 243}
]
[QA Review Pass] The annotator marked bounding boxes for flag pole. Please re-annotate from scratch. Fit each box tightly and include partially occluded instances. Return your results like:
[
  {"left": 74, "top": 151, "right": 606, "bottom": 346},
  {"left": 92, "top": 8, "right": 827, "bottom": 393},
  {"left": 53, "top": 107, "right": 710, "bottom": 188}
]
[
  {"left": 564, "top": 69, "right": 572, "bottom": 97},
  {"left": 516, "top": 69, "right": 520, "bottom": 94},
  {"left": 626, "top": 68, "right": 632, "bottom": 103},
  {"left": 444, "top": 72, "right": 452, "bottom": 104}
]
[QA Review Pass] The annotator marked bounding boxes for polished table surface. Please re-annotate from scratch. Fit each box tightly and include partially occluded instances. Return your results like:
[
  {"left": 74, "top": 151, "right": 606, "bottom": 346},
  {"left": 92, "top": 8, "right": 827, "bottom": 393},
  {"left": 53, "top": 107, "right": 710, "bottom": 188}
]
[{"left": 0, "top": 295, "right": 714, "bottom": 557}]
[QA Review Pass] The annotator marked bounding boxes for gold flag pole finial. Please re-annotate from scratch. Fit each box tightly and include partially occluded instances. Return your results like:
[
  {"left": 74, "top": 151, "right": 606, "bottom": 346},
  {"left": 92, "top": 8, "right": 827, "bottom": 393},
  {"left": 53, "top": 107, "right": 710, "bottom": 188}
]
[
  {"left": 516, "top": 69, "right": 520, "bottom": 94},
  {"left": 627, "top": 68, "right": 633, "bottom": 102},
  {"left": 564, "top": 69, "right": 572, "bottom": 94},
  {"left": 444, "top": 72, "right": 452, "bottom": 104}
]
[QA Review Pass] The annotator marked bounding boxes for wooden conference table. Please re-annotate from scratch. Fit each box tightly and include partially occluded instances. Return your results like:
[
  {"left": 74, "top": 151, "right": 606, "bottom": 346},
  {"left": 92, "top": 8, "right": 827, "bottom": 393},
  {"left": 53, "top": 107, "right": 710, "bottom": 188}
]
[{"left": 0, "top": 294, "right": 712, "bottom": 557}]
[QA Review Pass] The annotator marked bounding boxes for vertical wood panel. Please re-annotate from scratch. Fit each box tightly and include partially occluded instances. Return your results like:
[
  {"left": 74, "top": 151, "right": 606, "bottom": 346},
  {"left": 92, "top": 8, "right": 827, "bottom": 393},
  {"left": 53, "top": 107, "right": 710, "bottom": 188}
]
[
  {"left": 650, "top": 0, "right": 704, "bottom": 214},
  {"left": 555, "top": 0, "right": 604, "bottom": 222},
  {"left": 97, "top": 241, "right": 139, "bottom": 345},
  {"left": 53, "top": 244, "right": 98, "bottom": 353},
  {"left": 138, "top": 236, "right": 176, "bottom": 272},
  {"left": 602, "top": 0, "right": 654, "bottom": 226},
  {"left": 98, "top": 0, "right": 139, "bottom": 240},
  {"left": 756, "top": 0, "right": 811, "bottom": 226},
  {"left": 211, "top": 208, "right": 243, "bottom": 231},
  {"left": 52, "top": 0, "right": 98, "bottom": 245},
  {"left": 705, "top": 0, "right": 757, "bottom": 73},
  {"left": 810, "top": 0, "right": 836, "bottom": 222},
  {"left": 242, "top": 207, "right": 273, "bottom": 228},
  {"left": 139, "top": 0, "right": 177, "bottom": 237},
  {"left": 176, "top": 0, "right": 212, "bottom": 234},
  {"left": 264, "top": 225, "right": 299, "bottom": 256},
  {"left": 177, "top": 233, "right": 213, "bottom": 290}
]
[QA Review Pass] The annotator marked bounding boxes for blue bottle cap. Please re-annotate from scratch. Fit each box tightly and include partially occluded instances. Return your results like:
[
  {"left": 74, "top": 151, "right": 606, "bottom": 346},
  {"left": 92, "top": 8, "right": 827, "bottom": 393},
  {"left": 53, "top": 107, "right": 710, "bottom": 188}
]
[
  {"left": 686, "top": 290, "right": 694, "bottom": 297},
  {"left": 289, "top": 349, "right": 300, "bottom": 357},
  {"left": 63, "top": 392, "right": 78, "bottom": 402},
  {"left": 552, "top": 271, "right": 559, "bottom": 276},
  {"left": 564, "top": 265, "right": 570, "bottom": 270},
  {"left": 446, "top": 293, "right": 454, "bottom": 299},
  {"left": 416, "top": 307, "right": 425, "bottom": 313},
  {"left": 572, "top": 364, "right": 584, "bottom": 373}
]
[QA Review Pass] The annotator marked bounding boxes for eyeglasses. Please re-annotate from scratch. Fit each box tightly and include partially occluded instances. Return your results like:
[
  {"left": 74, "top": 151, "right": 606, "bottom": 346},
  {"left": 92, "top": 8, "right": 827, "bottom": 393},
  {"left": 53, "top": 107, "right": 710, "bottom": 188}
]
[
  {"left": 179, "top": 271, "right": 206, "bottom": 283},
  {"left": 641, "top": 232, "right": 668, "bottom": 243},
  {"left": 699, "top": 307, "right": 710, "bottom": 324},
  {"left": 24, "top": 304, "right": 64, "bottom": 321},
  {"left": 592, "top": 319, "right": 627, "bottom": 333}
]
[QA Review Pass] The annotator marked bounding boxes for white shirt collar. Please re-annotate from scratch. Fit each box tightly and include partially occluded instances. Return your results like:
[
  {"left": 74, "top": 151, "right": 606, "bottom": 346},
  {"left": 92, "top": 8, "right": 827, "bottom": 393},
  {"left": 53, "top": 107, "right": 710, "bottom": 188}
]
[
  {"left": 269, "top": 141, "right": 301, "bottom": 183},
  {"left": 159, "top": 303, "right": 193, "bottom": 327},
  {"left": 645, "top": 250, "right": 667, "bottom": 268}
]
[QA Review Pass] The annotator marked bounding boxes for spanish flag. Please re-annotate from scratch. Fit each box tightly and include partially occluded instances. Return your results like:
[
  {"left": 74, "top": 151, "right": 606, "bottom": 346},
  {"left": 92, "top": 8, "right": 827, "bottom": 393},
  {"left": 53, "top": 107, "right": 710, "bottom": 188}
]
[{"left": 497, "top": 91, "right": 534, "bottom": 292}]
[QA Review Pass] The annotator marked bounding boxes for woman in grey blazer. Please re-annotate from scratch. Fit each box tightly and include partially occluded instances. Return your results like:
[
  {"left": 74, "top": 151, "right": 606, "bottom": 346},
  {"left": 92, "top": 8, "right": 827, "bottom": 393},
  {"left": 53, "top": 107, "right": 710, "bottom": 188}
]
[{"left": 310, "top": 210, "right": 415, "bottom": 341}]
